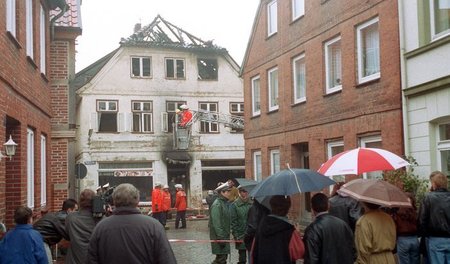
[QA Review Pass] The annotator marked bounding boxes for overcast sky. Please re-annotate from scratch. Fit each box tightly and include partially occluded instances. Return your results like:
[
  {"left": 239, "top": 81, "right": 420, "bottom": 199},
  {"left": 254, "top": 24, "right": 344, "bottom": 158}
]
[{"left": 75, "top": 0, "right": 260, "bottom": 72}]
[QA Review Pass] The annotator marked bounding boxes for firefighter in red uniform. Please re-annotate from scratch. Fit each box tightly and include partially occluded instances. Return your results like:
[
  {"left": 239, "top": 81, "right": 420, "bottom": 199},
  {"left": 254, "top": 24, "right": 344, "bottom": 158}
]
[
  {"left": 161, "top": 185, "right": 172, "bottom": 228},
  {"left": 151, "top": 183, "right": 164, "bottom": 225},
  {"left": 174, "top": 184, "right": 187, "bottom": 229},
  {"left": 178, "top": 105, "right": 193, "bottom": 127}
]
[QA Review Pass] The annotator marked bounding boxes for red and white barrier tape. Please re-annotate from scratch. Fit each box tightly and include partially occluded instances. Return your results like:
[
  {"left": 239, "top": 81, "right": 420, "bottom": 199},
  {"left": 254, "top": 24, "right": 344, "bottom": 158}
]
[{"left": 168, "top": 239, "right": 243, "bottom": 243}]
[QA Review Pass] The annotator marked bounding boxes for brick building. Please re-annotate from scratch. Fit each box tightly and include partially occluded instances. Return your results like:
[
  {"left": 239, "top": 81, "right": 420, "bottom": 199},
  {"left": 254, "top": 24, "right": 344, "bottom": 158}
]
[
  {"left": 241, "top": 0, "right": 404, "bottom": 222},
  {"left": 0, "top": 0, "right": 81, "bottom": 228}
]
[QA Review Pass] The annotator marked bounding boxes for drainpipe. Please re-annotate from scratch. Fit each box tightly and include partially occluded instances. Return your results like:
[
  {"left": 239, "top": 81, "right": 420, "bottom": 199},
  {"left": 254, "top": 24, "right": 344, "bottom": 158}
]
[
  {"left": 48, "top": 0, "right": 69, "bottom": 40},
  {"left": 398, "top": 0, "right": 410, "bottom": 157}
]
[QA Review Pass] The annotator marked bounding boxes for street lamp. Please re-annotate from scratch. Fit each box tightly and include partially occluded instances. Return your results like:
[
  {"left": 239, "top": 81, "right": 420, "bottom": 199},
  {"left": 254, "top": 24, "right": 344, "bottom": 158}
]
[{"left": 4, "top": 135, "right": 18, "bottom": 160}]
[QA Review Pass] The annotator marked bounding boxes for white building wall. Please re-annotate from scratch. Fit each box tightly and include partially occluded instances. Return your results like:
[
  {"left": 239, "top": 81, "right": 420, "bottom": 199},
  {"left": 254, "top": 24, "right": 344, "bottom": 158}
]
[
  {"left": 76, "top": 46, "right": 244, "bottom": 205},
  {"left": 401, "top": 0, "right": 450, "bottom": 178}
]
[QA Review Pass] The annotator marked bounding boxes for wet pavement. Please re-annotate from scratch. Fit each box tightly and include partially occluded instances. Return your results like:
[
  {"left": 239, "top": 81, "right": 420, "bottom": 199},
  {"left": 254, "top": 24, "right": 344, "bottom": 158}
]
[{"left": 167, "top": 219, "right": 240, "bottom": 264}]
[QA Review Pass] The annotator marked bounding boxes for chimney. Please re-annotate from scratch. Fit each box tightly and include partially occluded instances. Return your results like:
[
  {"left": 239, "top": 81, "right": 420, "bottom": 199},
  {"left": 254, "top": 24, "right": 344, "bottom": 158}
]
[{"left": 134, "top": 23, "right": 141, "bottom": 33}]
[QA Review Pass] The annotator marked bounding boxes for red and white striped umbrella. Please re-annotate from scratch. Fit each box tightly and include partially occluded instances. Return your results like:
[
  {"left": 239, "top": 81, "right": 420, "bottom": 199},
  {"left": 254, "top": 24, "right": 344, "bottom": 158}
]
[{"left": 318, "top": 147, "right": 409, "bottom": 176}]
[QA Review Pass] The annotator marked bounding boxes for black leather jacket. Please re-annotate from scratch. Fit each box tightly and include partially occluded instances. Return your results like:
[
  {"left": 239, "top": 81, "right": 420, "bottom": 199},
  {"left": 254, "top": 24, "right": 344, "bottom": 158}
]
[
  {"left": 303, "top": 213, "right": 356, "bottom": 264},
  {"left": 33, "top": 211, "right": 69, "bottom": 245},
  {"left": 418, "top": 188, "right": 450, "bottom": 237}
]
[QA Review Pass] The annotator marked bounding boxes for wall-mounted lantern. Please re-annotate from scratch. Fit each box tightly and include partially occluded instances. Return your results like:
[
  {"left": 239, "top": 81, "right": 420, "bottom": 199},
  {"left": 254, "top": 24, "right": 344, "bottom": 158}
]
[{"left": 4, "top": 135, "right": 18, "bottom": 160}]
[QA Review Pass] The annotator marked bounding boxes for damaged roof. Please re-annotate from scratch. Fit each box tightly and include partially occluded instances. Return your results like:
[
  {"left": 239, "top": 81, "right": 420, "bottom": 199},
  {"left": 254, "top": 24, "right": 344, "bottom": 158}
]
[
  {"left": 120, "top": 15, "right": 227, "bottom": 54},
  {"left": 74, "top": 15, "right": 238, "bottom": 90}
]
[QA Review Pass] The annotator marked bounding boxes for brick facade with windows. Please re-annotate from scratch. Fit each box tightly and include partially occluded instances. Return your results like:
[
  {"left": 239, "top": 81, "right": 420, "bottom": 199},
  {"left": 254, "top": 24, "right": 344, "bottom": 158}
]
[
  {"left": 0, "top": 0, "right": 81, "bottom": 229},
  {"left": 242, "top": 0, "right": 404, "bottom": 222}
]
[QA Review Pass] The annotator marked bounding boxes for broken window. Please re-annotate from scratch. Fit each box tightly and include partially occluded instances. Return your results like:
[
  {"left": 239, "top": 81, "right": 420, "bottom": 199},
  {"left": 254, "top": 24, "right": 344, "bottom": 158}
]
[
  {"left": 197, "top": 58, "right": 218, "bottom": 80},
  {"left": 131, "top": 57, "right": 151, "bottom": 77},
  {"left": 165, "top": 58, "right": 185, "bottom": 79},
  {"left": 132, "top": 101, "right": 153, "bottom": 132},
  {"left": 97, "top": 100, "right": 118, "bottom": 132}
]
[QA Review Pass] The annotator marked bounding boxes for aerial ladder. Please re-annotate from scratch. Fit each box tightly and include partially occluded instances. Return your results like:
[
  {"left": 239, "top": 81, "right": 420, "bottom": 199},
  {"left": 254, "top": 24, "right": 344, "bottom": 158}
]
[{"left": 173, "top": 109, "right": 244, "bottom": 150}]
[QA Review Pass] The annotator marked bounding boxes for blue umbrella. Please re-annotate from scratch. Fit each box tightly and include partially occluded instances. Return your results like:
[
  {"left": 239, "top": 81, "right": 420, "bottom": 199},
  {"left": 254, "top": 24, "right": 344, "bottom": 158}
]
[{"left": 249, "top": 168, "right": 336, "bottom": 197}]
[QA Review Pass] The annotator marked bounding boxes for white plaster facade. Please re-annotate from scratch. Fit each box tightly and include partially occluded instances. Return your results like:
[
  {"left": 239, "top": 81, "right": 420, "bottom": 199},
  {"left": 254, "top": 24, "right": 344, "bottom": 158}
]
[
  {"left": 399, "top": 0, "right": 450, "bottom": 178},
  {"left": 74, "top": 41, "right": 244, "bottom": 206}
]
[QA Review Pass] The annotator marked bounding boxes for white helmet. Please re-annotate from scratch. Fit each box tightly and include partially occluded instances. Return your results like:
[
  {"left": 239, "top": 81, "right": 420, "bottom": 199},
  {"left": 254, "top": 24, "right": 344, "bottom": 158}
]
[{"left": 179, "top": 104, "right": 188, "bottom": 110}]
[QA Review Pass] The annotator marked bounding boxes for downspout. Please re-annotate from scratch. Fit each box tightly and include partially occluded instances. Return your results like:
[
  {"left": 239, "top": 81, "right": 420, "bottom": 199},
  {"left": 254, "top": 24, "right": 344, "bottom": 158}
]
[
  {"left": 398, "top": 0, "right": 410, "bottom": 157},
  {"left": 48, "top": 0, "right": 69, "bottom": 40}
]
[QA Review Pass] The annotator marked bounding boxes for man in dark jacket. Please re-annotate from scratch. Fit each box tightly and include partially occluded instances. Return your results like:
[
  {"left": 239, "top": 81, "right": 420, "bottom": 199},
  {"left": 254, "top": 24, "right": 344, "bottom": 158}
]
[
  {"left": 418, "top": 170, "right": 450, "bottom": 262},
  {"left": 303, "top": 193, "right": 355, "bottom": 264},
  {"left": 34, "top": 198, "right": 78, "bottom": 263},
  {"left": 66, "top": 189, "right": 98, "bottom": 264},
  {"left": 252, "top": 195, "right": 304, "bottom": 264},
  {"left": 87, "top": 183, "right": 176, "bottom": 264},
  {"left": 329, "top": 184, "right": 362, "bottom": 232},
  {"left": 243, "top": 198, "right": 270, "bottom": 251}
]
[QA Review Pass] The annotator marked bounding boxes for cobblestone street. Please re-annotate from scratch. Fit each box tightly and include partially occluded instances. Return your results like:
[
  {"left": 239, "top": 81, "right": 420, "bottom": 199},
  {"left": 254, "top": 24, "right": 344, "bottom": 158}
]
[{"left": 167, "top": 219, "right": 239, "bottom": 264}]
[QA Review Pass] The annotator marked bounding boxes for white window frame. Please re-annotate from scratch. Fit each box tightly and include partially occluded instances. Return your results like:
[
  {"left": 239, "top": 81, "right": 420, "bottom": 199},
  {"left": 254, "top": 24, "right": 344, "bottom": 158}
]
[
  {"left": 270, "top": 149, "right": 281, "bottom": 175},
  {"left": 131, "top": 57, "right": 152, "bottom": 78},
  {"left": 40, "top": 135, "right": 46, "bottom": 207},
  {"left": 359, "top": 135, "right": 382, "bottom": 179},
  {"left": 199, "top": 102, "right": 219, "bottom": 133},
  {"left": 253, "top": 151, "right": 262, "bottom": 181},
  {"left": 132, "top": 101, "right": 153, "bottom": 133},
  {"left": 357, "top": 17, "right": 380, "bottom": 84},
  {"left": 230, "top": 102, "right": 244, "bottom": 115},
  {"left": 96, "top": 100, "right": 119, "bottom": 133},
  {"left": 327, "top": 140, "right": 344, "bottom": 189},
  {"left": 252, "top": 76, "right": 261, "bottom": 116},
  {"left": 324, "top": 36, "right": 342, "bottom": 94},
  {"left": 293, "top": 53, "right": 306, "bottom": 104},
  {"left": 267, "top": 0, "right": 278, "bottom": 36},
  {"left": 430, "top": 0, "right": 450, "bottom": 40},
  {"left": 436, "top": 121, "right": 450, "bottom": 176},
  {"left": 27, "top": 129, "right": 35, "bottom": 208},
  {"left": 6, "top": 0, "right": 17, "bottom": 37},
  {"left": 165, "top": 58, "right": 185, "bottom": 79},
  {"left": 292, "top": 0, "right": 305, "bottom": 21},
  {"left": 268, "top": 67, "right": 279, "bottom": 112},
  {"left": 26, "top": 0, "right": 34, "bottom": 59},
  {"left": 40, "top": 5, "right": 46, "bottom": 73}
]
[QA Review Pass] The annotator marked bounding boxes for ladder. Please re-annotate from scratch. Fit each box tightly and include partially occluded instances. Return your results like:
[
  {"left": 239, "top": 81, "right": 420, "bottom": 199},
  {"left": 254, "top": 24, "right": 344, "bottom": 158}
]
[{"left": 173, "top": 110, "right": 244, "bottom": 150}]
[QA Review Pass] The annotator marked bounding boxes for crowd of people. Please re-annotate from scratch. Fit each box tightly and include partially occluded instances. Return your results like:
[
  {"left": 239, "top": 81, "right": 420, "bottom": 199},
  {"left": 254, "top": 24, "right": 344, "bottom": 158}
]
[
  {"left": 208, "top": 171, "right": 450, "bottom": 264},
  {"left": 0, "top": 170, "right": 448, "bottom": 264}
]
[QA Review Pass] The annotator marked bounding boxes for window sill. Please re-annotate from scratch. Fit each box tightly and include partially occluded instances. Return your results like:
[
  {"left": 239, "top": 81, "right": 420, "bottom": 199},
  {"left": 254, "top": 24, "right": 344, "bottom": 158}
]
[
  {"left": 355, "top": 77, "right": 380, "bottom": 88},
  {"left": 198, "top": 132, "right": 220, "bottom": 134},
  {"left": 131, "top": 132, "right": 154, "bottom": 134},
  {"left": 131, "top": 76, "right": 152, "bottom": 79},
  {"left": 405, "top": 34, "right": 450, "bottom": 59},
  {"left": 291, "top": 15, "right": 305, "bottom": 25},
  {"left": 6, "top": 31, "right": 22, "bottom": 49},
  {"left": 292, "top": 99, "right": 306, "bottom": 107},
  {"left": 323, "top": 89, "right": 342, "bottom": 97},
  {"left": 267, "top": 108, "right": 279, "bottom": 115},
  {"left": 165, "top": 77, "right": 186, "bottom": 80},
  {"left": 40, "top": 72, "right": 49, "bottom": 83},
  {"left": 251, "top": 114, "right": 261, "bottom": 119},
  {"left": 27, "top": 56, "right": 38, "bottom": 69},
  {"left": 198, "top": 78, "right": 218, "bottom": 81}
]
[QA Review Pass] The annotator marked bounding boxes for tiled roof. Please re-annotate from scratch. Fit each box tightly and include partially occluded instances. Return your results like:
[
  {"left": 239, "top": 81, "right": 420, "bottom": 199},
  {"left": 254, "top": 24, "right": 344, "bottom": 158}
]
[
  {"left": 121, "top": 15, "right": 225, "bottom": 52},
  {"left": 49, "top": 0, "right": 82, "bottom": 28}
]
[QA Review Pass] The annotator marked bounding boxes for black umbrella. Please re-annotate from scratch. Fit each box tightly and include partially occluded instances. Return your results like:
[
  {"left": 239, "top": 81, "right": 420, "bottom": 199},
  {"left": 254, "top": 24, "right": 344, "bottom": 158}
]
[{"left": 250, "top": 168, "right": 336, "bottom": 197}]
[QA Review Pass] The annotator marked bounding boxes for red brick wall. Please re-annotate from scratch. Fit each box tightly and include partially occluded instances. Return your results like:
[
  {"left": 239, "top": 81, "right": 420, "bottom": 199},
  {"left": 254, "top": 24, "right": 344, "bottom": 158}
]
[{"left": 243, "top": 0, "right": 403, "bottom": 178}]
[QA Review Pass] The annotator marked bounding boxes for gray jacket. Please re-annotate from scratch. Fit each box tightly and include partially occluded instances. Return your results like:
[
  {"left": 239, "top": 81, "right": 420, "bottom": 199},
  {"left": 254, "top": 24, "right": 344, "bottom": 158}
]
[
  {"left": 87, "top": 207, "right": 176, "bottom": 264},
  {"left": 65, "top": 209, "right": 97, "bottom": 264}
]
